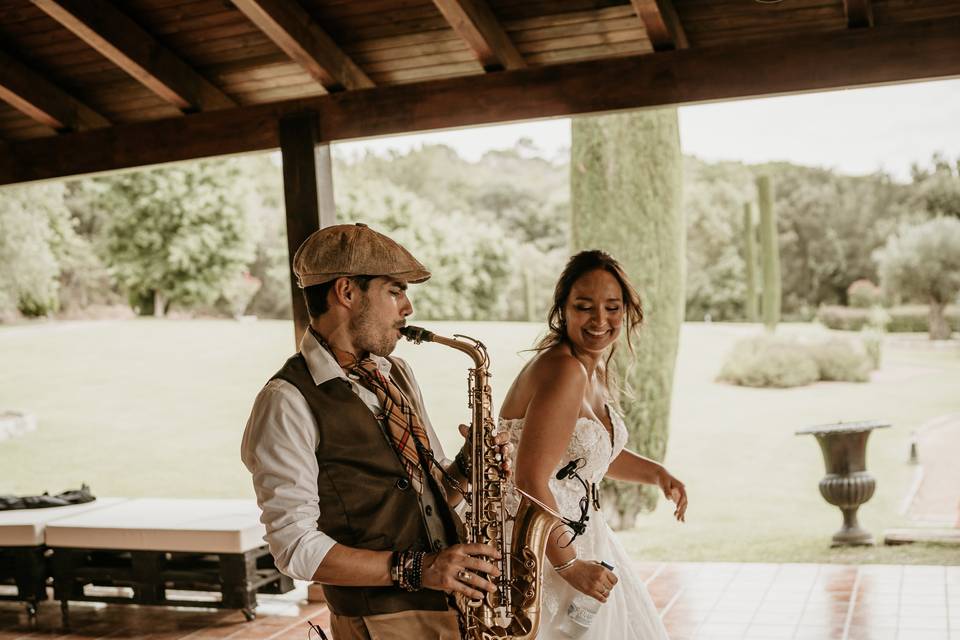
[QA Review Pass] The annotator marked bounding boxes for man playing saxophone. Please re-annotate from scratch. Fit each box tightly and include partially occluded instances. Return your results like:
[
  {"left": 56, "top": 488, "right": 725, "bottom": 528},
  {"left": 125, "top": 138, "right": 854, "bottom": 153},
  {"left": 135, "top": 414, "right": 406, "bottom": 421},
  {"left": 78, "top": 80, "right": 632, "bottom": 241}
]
[{"left": 241, "top": 222, "right": 511, "bottom": 640}]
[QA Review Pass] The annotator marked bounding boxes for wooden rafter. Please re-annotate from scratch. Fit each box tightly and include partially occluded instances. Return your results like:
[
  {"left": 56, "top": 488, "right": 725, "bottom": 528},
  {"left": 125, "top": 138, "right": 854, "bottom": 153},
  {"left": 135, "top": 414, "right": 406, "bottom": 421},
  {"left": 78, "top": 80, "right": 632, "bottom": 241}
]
[
  {"left": 631, "top": 0, "right": 688, "bottom": 52},
  {"left": 844, "top": 0, "right": 874, "bottom": 28},
  {"left": 31, "top": 0, "right": 235, "bottom": 112},
  {"left": 232, "top": 0, "right": 373, "bottom": 92},
  {"left": 0, "top": 49, "right": 108, "bottom": 132},
  {"left": 432, "top": 0, "right": 525, "bottom": 71},
  {"left": 4, "top": 17, "right": 959, "bottom": 187}
]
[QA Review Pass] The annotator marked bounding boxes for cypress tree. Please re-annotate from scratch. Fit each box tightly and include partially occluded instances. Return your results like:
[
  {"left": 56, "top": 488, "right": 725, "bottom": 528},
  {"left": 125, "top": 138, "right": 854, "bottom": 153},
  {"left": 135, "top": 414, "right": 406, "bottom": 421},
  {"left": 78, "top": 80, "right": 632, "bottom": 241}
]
[
  {"left": 757, "top": 175, "right": 781, "bottom": 330},
  {"left": 570, "top": 109, "right": 684, "bottom": 528},
  {"left": 743, "top": 202, "right": 759, "bottom": 322}
]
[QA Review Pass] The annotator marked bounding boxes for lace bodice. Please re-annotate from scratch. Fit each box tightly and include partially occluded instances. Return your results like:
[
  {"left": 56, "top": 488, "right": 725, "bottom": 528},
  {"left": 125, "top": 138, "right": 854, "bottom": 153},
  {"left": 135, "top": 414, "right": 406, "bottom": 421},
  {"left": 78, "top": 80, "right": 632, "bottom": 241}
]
[
  {"left": 499, "top": 408, "right": 629, "bottom": 622},
  {"left": 500, "top": 406, "right": 628, "bottom": 521},
  {"left": 497, "top": 409, "right": 670, "bottom": 639}
]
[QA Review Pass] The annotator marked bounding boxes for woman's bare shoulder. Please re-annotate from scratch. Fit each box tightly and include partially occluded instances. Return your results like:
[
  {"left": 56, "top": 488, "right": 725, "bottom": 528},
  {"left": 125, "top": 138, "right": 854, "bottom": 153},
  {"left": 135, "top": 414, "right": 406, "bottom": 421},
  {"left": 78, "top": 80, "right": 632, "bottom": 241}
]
[
  {"left": 501, "top": 346, "right": 586, "bottom": 419},
  {"left": 526, "top": 346, "right": 588, "bottom": 387}
]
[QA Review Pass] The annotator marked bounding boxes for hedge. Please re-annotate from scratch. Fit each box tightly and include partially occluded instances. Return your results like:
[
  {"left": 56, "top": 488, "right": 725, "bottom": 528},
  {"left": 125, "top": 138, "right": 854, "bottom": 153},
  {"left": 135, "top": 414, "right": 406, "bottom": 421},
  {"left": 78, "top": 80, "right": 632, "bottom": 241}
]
[{"left": 816, "top": 305, "right": 960, "bottom": 333}]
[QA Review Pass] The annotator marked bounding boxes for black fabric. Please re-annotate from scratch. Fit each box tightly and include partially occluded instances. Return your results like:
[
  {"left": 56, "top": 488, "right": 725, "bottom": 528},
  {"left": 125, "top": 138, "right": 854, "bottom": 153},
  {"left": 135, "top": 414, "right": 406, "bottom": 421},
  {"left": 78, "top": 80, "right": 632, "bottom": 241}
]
[{"left": 0, "top": 484, "right": 95, "bottom": 511}]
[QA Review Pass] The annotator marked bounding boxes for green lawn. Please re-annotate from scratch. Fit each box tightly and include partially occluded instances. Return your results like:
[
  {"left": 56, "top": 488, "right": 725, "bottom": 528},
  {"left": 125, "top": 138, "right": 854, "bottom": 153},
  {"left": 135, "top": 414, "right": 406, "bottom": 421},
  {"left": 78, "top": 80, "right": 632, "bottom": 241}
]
[{"left": 1, "top": 319, "right": 957, "bottom": 565}]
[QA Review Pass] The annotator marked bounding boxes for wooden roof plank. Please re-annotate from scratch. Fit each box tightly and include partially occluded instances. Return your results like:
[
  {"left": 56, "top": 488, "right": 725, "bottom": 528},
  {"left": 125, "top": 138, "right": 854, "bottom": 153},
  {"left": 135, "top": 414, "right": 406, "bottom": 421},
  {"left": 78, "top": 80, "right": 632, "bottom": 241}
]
[
  {"left": 431, "top": 0, "right": 526, "bottom": 70},
  {"left": 0, "top": 47, "right": 109, "bottom": 131},
  {"left": 845, "top": 0, "right": 874, "bottom": 27},
  {"left": 5, "top": 16, "right": 959, "bottom": 186},
  {"left": 31, "top": 0, "right": 236, "bottom": 111},
  {"left": 630, "top": 0, "right": 688, "bottom": 51},
  {"left": 232, "top": 0, "right": 373, "bottom": 91}
]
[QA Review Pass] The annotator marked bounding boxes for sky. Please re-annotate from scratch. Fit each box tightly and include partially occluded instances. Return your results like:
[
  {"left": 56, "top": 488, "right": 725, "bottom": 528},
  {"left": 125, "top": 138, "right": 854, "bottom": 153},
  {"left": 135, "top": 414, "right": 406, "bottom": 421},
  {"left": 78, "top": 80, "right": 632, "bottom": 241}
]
[{"left": 334, "top": 77, "right": 960, "bottom": 182}]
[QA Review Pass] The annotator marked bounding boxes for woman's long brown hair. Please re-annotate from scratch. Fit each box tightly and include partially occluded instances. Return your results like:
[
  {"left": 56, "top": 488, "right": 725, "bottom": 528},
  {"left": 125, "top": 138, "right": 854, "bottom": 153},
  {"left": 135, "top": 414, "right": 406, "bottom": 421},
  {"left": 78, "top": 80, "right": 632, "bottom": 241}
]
[{"left": 533, "top": 250, "right": 644, "bottom": 394}]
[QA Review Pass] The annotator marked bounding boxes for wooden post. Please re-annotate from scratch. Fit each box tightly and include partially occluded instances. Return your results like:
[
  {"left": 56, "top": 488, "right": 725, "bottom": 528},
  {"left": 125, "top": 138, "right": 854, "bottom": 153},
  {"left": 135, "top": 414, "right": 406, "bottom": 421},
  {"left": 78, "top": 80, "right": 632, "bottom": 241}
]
[{"left": 278, "top": 111, "right": 336, "bottom": 347}]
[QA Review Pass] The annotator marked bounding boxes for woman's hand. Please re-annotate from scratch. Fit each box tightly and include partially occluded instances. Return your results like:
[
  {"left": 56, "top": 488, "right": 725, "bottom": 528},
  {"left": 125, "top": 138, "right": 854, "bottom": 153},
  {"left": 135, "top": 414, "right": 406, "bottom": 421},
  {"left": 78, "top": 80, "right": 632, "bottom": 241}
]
[
  {"left": 556, "top": 560, "right": 618, "bottom": 603},
  {"left": 658, "top": 468, "right": 688, "bottom": 522}
]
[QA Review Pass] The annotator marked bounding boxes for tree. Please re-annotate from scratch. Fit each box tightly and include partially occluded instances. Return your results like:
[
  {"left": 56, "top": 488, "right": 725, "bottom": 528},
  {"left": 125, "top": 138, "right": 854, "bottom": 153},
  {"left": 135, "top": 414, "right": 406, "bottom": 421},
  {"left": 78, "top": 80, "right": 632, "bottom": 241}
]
[
  {"left": 910, "top": 153, "right": 960, "bottom": 219},
  {"left": 0, "top": 184, "right": 64, "bottom": 317},
  {"left": 743, "top": 203, "right": 759, "bottom": 322},
  {"left": 757, "top": 175, "right": 781, "bottom": 330},
  {"left": 80, "top": 159, "right": 256, "bottom": 316},
  {"left": 682, "top": 157, "right": 754, "bottom": 321},
  {"left": 571, "top": 109, "right": 685, "bottom": 528},
  {"left": 874, "top": 217, "right": 960, "bottom": 340},
  {"left": 334, "top": 173, "right": 514, "bottom": 320}
]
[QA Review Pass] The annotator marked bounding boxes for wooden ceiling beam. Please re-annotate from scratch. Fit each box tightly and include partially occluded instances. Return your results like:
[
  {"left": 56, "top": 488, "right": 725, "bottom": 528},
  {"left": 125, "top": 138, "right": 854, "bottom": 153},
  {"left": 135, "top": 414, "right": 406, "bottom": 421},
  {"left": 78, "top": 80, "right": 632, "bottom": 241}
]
[
  {"left": 432, "top": 0, "right": 525, "bottom": 71},
  {"left": 0, "top": 49, "right": 109, "bottom": 131},
  {"left": 232, "top": 0, "right": 373, "bottom": 92},
  {"left": 4, "top": 17, "right": 959, "bottom": 186},
  {"left": 844, "top": 0, "right": 874, "bottom": 28},
  {"left": 631, "top": 0, "right": 688, "bottom": 52},
  {"left": 32, "top": 0, "right": 235, "bottom": 112}
]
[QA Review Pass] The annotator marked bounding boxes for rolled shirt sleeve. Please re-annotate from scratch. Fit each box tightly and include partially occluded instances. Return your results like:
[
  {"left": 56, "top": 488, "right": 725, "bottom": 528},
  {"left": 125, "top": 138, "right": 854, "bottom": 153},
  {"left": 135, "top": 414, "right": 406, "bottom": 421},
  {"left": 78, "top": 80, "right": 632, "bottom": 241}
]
[{"left": 241, "top": 379, "right": 338, "bottom": 581}]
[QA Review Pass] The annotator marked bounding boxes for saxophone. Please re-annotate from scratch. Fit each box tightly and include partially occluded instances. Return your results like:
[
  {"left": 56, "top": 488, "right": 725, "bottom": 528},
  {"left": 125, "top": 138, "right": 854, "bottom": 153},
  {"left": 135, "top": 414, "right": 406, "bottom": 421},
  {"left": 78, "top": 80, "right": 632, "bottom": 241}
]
[{"left": 400, "top": 325, "right": 559, "bottom": 639}]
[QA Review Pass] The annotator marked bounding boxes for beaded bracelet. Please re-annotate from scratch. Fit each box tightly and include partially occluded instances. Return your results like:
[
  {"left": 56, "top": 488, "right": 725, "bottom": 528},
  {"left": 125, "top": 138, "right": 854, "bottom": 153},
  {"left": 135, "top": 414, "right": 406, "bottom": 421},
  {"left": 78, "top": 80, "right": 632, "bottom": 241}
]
[
  {"left": 409, "top": 551, "right": 425, "bottom": 591},
  {"left": 454, "top": 447, "right": 471, "bottom": 478},
  {"left": 553, "top": 553, "right": 578, "bottom": 573}
]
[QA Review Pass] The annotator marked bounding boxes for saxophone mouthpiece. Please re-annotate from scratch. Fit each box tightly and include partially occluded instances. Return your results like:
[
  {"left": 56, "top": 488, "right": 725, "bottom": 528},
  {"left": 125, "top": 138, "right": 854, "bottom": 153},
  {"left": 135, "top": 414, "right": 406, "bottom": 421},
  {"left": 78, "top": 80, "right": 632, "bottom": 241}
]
[{"left": 399, "top": 325, "right": 434, "bottom": 344}]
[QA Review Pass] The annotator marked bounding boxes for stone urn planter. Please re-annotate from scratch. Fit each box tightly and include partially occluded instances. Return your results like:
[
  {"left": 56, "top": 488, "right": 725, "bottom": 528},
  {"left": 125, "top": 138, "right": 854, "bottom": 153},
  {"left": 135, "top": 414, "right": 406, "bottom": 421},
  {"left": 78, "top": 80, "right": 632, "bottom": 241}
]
[{"left": 796, "top": 420, "right": 891, "bottom": 546}]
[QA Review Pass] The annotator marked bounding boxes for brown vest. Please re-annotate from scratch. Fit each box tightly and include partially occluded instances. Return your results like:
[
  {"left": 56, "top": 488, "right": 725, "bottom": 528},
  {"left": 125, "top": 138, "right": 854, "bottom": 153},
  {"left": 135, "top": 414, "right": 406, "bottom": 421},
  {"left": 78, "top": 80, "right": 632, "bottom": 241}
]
[{"left": 271, "top": 353, "right": 460, "bottom": 617}]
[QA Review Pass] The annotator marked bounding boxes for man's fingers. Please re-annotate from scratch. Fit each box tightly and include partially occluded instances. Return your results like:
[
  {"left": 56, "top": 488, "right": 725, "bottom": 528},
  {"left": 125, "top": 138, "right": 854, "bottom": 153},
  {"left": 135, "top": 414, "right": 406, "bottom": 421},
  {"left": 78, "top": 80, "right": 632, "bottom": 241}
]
[
  {"left": 455, "top": 543, "right": 500, "bottom": 559},
  {"left": 462, "top": 556, "right": 500, "bottom": 577},
  {"left": 458, "top": 424, "right": 469, "bottom": 437}
]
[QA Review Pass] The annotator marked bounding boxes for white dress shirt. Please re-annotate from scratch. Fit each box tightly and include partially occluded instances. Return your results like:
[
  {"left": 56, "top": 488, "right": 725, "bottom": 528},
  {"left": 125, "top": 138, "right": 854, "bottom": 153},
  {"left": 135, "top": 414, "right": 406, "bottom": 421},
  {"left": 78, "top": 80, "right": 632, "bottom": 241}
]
[{"left": 240, "top": 330, "right": 451, "bottom": 581}]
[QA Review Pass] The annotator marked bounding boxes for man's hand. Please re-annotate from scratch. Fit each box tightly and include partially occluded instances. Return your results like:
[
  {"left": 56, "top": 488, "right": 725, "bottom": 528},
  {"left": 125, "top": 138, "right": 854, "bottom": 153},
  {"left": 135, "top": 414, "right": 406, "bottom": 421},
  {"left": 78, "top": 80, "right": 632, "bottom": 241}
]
[
  {"left": 657, "top": 468, "right": 688, "bottom": 522},
  {"left": 458, "top": 424, "right": 513, "bottom": 478},
  {"left": 421, "top": 543, "right": 501, "bottom": 600}
]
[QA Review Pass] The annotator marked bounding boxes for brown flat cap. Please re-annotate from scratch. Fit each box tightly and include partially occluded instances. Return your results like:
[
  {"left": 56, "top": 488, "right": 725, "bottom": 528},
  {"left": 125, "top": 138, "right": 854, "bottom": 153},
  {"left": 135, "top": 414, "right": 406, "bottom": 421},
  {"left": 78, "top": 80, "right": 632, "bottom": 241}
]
[{"left": 293, "top": 222, "right": 431, "bottom": 288}]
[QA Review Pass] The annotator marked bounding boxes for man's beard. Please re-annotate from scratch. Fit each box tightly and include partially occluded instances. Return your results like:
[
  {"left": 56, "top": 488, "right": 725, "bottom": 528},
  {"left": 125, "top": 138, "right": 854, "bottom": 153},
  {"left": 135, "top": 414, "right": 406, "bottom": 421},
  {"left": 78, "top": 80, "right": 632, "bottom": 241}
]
[{"left": 350, "top": 296, "right": 397, "bottom": 358}]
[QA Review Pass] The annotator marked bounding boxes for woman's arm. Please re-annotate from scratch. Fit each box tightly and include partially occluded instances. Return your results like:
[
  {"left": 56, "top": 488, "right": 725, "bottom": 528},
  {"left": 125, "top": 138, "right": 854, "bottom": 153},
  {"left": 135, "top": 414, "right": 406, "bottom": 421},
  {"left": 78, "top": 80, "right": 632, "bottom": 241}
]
[
  {"left": 513, "top": 357, "right": 617, "bottom": 602},
  {"left": 606, "top": 448, "right": 688, "bottom": 522}
]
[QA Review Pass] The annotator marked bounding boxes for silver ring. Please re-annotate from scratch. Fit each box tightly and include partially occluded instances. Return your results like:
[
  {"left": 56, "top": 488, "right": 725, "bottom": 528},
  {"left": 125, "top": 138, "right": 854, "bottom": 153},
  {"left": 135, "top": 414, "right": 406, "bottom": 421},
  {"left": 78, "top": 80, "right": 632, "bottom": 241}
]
[{"left": 457, "top": 569, "right": 471, "bottom": 582}]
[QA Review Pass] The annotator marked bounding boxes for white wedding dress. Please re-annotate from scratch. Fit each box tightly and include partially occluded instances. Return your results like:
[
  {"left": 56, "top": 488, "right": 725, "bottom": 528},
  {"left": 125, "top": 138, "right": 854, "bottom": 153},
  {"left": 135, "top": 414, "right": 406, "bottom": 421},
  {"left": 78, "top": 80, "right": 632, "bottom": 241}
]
[{"left": 500, "top": 407, "right": 670, "bottom": 640}]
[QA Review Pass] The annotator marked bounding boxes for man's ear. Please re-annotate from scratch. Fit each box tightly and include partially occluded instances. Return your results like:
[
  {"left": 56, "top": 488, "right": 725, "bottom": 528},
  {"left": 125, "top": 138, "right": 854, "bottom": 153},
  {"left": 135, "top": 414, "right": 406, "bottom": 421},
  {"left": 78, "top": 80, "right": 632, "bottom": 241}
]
[{"left": 330, "top": 277, "right": 357, "bottom": 309}]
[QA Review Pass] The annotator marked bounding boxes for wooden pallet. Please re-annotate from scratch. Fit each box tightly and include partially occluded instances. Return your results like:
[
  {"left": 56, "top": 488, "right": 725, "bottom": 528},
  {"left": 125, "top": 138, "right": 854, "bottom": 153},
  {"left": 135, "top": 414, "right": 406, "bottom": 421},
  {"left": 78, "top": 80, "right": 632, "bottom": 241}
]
[
  {"left": 0, "top": 546, "right": 47, "bottom": 620},
  {"left": 50, "top": 545, "right": 293, "bottom": 629}
]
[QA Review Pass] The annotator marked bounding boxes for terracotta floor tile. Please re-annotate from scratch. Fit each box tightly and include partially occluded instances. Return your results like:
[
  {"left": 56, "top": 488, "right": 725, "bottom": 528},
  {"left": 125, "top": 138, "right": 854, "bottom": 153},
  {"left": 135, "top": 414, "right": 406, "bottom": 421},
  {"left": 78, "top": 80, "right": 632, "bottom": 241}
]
[
  {"left": 757, "top": 601, "right": 808, "bottom": 615},
  {"left": 743, "top": 624, "right": 796, "bottom": 639},
  {"left": 895, "top": 631, "right": 951, "bottom": 640},
  {"left": 898, "top": 616, "right": 950, "bottom": 631},
  {"left": 845, "top": 626, "right": 898, "bottom": 640},
  {"left": 693, "top": 622, "right": 749, "bottom": 638},
  {"left": 753, "top": 610, "right": 802, "bottom": 626},
  {"left": 793, "top": 626, "right": 844, "bottom": 640},
  {"left": 704, "top": 610, "right": 757, "bottom": 625}
]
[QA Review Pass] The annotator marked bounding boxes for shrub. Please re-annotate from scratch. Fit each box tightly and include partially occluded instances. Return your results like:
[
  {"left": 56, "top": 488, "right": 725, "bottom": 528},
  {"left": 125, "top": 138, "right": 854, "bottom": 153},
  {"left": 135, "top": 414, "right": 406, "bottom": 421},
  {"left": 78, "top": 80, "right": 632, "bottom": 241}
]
[
  {"left": 717, "top": 335, "right": 820, "bottom": 388},
  {"left": 807, "top": 338, "right": 871, "bottom": 382},
  {"left": 817, "top": 304, "right": 960, "bottom": 333},
  {"left": 718, "top": 334, "right": 873, "bottom": 388},
  {"left": 887, "top": 305, "right": 960, "bottom": 333},
  {"left": 860, "top": 328, "right": 883, "bottom": 370},
  {"left": 817, "top": 306, "right": 868, "bottom": 331},
  {"left": 847, "top": 279, "right": 883, "bottom": 308}
]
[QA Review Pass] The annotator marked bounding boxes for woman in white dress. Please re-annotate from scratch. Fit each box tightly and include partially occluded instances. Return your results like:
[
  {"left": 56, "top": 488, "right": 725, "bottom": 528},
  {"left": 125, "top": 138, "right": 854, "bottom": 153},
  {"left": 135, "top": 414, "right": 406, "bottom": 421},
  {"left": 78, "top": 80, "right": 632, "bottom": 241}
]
[{"left": 500, "top": 250, "right": 688, "bottom": 639}]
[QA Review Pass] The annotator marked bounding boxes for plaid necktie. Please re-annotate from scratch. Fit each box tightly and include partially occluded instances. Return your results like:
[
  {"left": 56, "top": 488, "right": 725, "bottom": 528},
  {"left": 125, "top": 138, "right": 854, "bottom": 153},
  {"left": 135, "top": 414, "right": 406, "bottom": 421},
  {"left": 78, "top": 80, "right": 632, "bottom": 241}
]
[{"left": 346, "top": 358, "right": 438, "bottom": 495}]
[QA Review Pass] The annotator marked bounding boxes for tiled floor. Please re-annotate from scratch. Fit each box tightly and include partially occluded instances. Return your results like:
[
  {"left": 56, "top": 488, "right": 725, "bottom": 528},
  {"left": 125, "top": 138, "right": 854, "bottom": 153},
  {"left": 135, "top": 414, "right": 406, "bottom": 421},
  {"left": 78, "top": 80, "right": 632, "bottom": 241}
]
[
  {"left": 639, "top": 562, "right": 960, "bottom": 640},
  {"left": 1, "top": 562, "right": 957, "bottom": 639}
]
